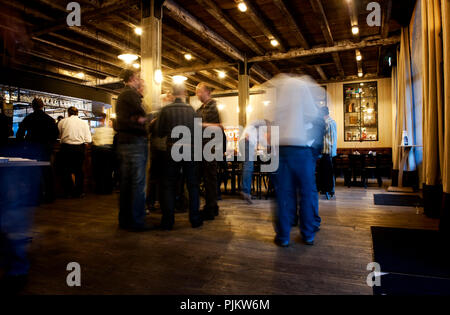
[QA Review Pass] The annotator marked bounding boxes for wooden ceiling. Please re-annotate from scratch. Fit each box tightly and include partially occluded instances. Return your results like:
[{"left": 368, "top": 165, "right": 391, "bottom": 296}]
[{"left": 0, "top": 0, "right": 409, "bottom": 96}]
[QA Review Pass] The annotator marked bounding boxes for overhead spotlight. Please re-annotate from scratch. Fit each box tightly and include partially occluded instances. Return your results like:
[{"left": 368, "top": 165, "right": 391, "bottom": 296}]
[
  {"left": 75, "top": 72, "right": 85, "bottom": 79},
  {"left": 154, "top": 69, "right": 163, "bottom": 84},
  {"left": 270, "top": 39, "right": 279, "bottom": 47},
  {"left": 172, "top": 75, "right": 187, "bottom": 84},
  {"left": 358, "top": 72, "right": 363, "bottom": 77},
  {"left": 238, "top": 2, "right": 247, "bottom": 12},
  {"left": 135, "top": 27, "right": 143, "bottom": 35},
  {"left": 218, "top": 104, "right": 225, "bottom": 111},
  {"left": 118, "top": 53, "right": 138, "bottom": 64},
  {"left": 218, "top": 71, "right": 226, "bottom": 79},
  {"left": 133, "top": 63, "right": 140, "bottom": 69},
  {"left": 184, "top": 53, "right": 192, "bottom": 60},
  {"left": 352, "top": 26, "right": 359, "bottom": 35},
  {"left": 356, "top": 55, "right": 362, "bottom": 61}
]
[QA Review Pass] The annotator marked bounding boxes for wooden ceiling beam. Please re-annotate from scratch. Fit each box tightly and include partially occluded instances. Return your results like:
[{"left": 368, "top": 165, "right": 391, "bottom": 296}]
[
  {"left": 309, "top": 0, "right": 345, "bottom": 78},
  {"left": 314, "top": 65, "right": 328, "bottom": 81},
  {"left": 196, "top": 0, "right": 264, "bottom": 55},
  {"left": 272, "top": 0, "right": 309, "bottom": 50},
  {"left": 381, "top": 0, "right": 393, "bottom": 38},
  {"left": 233, "top": 0, "right": 287, "bottom": 52},
  {"left": 248, "top": 35, "right": 400, "bottom": 63}
]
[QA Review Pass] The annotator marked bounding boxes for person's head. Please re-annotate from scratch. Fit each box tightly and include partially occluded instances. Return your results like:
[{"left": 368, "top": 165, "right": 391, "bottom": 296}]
[
  {"left": 196, "top": 82, "right": 214, "bottom": 103},
  {"left": 120, "top": 69, "right": 141, "bottom": 90},
  {"left": 172, "top": 83, "right": 186, "bottom": 99},
  {"left": 57, "top": 116, "right": 64, "bottom": 122},
  {"left": 31, "top": 98, "right": 44, "bottom": 111},
  {"left": 68, "top": 106, "right": 78, "bottom": 117},
  {"left": 320, "top": 106, "right": 329, "bottom": 118},
  {"left": 98, "top": 113, "right": 107, "bottom": 124},
  {"left": 161, "top": 91, "right": 175, "bottom": 106}
]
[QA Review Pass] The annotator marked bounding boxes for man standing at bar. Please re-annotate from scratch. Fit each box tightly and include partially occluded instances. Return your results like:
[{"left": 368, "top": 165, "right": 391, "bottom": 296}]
[
  {"left": 58, "top": 106, "right": 91, "bottom": 198},
  {"left": 318, "top": 106, "right": 337, "bottom": 200},
  {"left": 157, "top": 83, "right": 203, "bottom": 229},
  {"left": 115, "top": 69, "right": 149, "bottom": 231},
  {"left": 195, "top": 82, "right": 221, "bottom": 220}
]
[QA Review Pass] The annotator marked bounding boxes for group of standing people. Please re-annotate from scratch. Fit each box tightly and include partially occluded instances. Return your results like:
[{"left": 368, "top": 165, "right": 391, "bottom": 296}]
[{"left": 115, "top": 69, "right": 222, "bottom": 232}]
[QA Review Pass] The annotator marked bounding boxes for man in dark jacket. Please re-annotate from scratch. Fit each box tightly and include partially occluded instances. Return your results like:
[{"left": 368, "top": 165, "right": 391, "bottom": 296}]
[
  {"left": 114, "top": 69, "right": 149, "bottom": 231},
  {"left": 157, "top": 83, "right": 203, "bottom": 230}
]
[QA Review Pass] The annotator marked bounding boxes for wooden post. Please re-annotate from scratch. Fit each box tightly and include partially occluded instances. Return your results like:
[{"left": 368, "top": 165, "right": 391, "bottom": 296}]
[
  {"left": 141, "top": 0, "right": 163, "bottom": 112},
  {"left": 238, "top": 59, "right": 250, "bottom": 128}
]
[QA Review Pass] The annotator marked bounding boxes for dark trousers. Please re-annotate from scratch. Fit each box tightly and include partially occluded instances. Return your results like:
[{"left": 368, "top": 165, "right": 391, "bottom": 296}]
[
  {"left": 92, "top": 145, "right": 115, "bottom": 194},
  {"left": 59, "top": 143, "right": 85, "bottom": 197},
  {"left": 275, "top": 146, "right": 320, "bottom": 243},
  {"left": 201, "top": 160, "right": 218, "bottom": 215},
  {"left": 147, "top": 150, "right": 165, "bottom": 207},
  {"left": 161, "top": 158, "right": 201, "bottom": 228},
  {"left": 318, "top": 154, "right": 335, "bottom": 194},
  {"left": 116, "top": 137, "right": 148, "bottom": 228}
]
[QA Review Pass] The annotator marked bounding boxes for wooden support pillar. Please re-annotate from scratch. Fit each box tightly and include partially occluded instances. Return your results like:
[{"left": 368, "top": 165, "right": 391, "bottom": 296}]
[
  {"left": 238, "top": 59, "right": 250, "bottom": 127},
  {"left": 141, "top": 0, "right": 163, "bottom": 112}
]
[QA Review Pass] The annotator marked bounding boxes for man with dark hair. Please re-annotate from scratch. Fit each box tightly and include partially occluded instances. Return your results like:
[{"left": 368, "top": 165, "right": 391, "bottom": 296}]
[
  {"left": 58, "top": 106, "right": 92, "bottom": 198},
  {"left": 157, "top": 83, "right": 203, "bottom": 229},
  {"left": 318, "top": 106, "right": 337, "bottom": 200},
  {"left": 0, "top": 97, "right": 13, "bottom": 147},
  {"left": 91, "top": 113, "right": 115, "bottom": 194},
  {"left": 195, "top": 82, "right": 222, "bottom": 220},
  {"left": 16, "top": 98, "right": 59, "bottom": 202},
  {"left": 115, "top": 69, "right": 149, "bottom": 231}
]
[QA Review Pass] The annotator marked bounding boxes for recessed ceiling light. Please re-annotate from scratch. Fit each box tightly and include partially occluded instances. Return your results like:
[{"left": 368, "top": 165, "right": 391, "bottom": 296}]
[
  {"left": 76, "top": 72, "right": 85, "bottom": 79},
  {"left": 118, "top": 53, "right": 138, "bottom": 64},
  {"left": 352, "top": 26, "right": 359, "bottom": 35},
  {"left": 270, "top": 39, "right": 279, "bottom": 47},
  {"left": 135, "top": 27, "right": 143, "bottom": 36},
  {"left": 238, "top": 2, "right": 247, "bottom": 12},
  {"left": 218, "top": 71, "right": 226, "bottom": 79},
  {"left": 172, "top": 75, "right": 187, "bottom": 84},
  {"left": 356, "top": 55, "right": 362, "bottom": 61},
  {"left": 184, "top": 53, "right": 192, "bottom": 60},
  {"left": 358, "top": 72, "right": 363, "bottom": 77}
]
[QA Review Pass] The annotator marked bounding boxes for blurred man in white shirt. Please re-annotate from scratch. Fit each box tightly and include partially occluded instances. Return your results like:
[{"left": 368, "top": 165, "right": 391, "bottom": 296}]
[{"left": 58, "top": 107, "right": 91, "bottom": 198}]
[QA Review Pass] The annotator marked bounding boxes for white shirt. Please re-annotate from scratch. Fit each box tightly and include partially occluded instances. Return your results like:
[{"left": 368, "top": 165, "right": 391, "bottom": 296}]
[
  {"left": 267, "top": 74, "right": 320, "bottom": 147},
  {"left": 92, "top": 126, "right": 115, "bottom": 146},
  {"left": 58, "top": 115, "right": 92, "bottom": 145}
]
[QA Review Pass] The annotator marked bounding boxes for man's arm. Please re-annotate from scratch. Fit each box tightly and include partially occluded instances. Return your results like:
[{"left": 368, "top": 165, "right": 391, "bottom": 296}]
[{"left": 84, "top": 121, "right": 92, "bottom": 143}]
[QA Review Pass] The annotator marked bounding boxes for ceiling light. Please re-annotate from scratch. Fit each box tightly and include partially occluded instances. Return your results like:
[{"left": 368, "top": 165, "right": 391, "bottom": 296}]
[
  {"left": 133, "top": 63, "right": 140, "bottom": 69},
  {"left": 360, "top": 83, "right": 364, "bottom": 86},
  {"left": 218, "top": 104, "right": 225, "bottom": 111},
  {"left": 263, "top": 101, "right": 270, "bottom": 106},
  {"left": 184, "top": 53, "right": 192, "bottom": 60},
  {"left": 218, "top": 71, "right": 226, "bottom": 79},
  {"left": 110, "top": 113, "right": 117, "bottom": 119},
  {"left": 270, "top": 39, "right": 279, "bottom": 47},
  {"left": 75, "top": 72, "right": 85, "bottom": 79},
  {"left": 352, "top": 26, "right": 359, "bottom": 35},
  {"left": 238, "top": 2, "right": 247, "bottom": 12},
  {"left": 246, "top": 105, "right": 253, "bottom": 113},
  {"left": 135, "top": 27, "right": 142, "bottom": 36},
  {"left": 118, "top": 53, "right": 138, "bottom": 64},
  {"left": 154, "top": 69, "right": 163, "bottom": 84},
  {"left": 358, "top": 72, "right": 363, "bottom": 77},
  {"left": 356, "top": 55, "right": 362, "bottom": 61},
  {"left": 172, "top": 75, "right": 187, "bottom": 84}
]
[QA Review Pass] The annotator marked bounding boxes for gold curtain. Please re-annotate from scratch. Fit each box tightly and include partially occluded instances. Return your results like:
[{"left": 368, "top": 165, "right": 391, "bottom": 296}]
[
  {"left": 393, "top": 28, "right": 416, "bottom": 172},
  {"left": 442, "top": 0, "right": 450, "bottom": 193},
  {"left": 422, "top": 0, "right": 444, "bottom": 187},
  {"left": 391, "top": 65, "right": 399, "bottom": 170}
]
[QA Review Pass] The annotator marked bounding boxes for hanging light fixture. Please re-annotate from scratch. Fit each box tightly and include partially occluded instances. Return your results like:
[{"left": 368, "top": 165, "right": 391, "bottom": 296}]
[
  {"left": 218, "top": 71, "right": 226, "bottom": 79},
  {"left": 132, "top": 63, "right": 140, "bottom": 69},
  {"left": 352, "top": 26, "right": 359, "bottom": 35},
  {"left": 270, "top": 39, "right": 279, "bottom": 47},
  {"left": 358, "top": 72, "right": 363, "bottom": 77},
  {"left": 135, "top": 27, "right": 143, "bottom": 36},
  {"left": 172, "top": 75, "right": 187, "bottom": 84},
  {"left": 238, "top": 2, "right": 247, "bottom": 12},
  {"left": 118, "top": 53, "right": 139, "bottom": 64},
  {"left": 184, "top": 53, "right": 192, "bottom": 60}
]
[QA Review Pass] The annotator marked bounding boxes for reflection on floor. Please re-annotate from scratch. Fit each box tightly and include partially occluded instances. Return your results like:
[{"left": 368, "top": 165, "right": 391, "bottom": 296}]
[{"left": 22, "top": 181, "right": 438, "bottom": 295}]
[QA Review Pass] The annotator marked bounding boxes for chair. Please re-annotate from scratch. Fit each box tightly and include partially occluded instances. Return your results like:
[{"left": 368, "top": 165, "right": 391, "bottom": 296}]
[
  {"left": 364, "top": 154, "right": 382, "bottom": 187},
  {"left": 348, "top": 154, "right": 366, "bottom": 187}
]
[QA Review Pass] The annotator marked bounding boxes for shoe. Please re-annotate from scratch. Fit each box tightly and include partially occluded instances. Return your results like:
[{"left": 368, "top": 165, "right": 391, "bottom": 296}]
[
  {"left": 200, "top": 211, "right": 215, "bottom": 221},
  {"left": 241, "top": 192, "right": 253, "bottom": 205},
  {"left": 303, "top": 238, "right": 314, "bottom": 246},
  {"left": 325, "top": 192, "right": 331, "bottom": 200},
  {"left": 191, "top": 220, "right": 203, "bottom": 228},
  {"left": 274, "top": 238, "right": 289, "bottom": 247}
]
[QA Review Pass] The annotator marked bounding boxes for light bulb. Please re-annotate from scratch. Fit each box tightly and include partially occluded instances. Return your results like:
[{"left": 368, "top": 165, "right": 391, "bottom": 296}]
[
  {"left": 270, "top": 39, "right": 279, "bottom": 47},
  {"left": 352, "top": 26, "right": 359, "bottom": 35},
  {"left": 172, "top": 75, "right": 187, "bottom": 84},
  {"left": 135, "top": 27, "right": 142, "bottom": 35},
  {"left": 238, "top": 2, "right": 247, "bottom": 12},
  {"left": 118, "top": 53, "right": 138, "bottom": 64},
  {"left": 184, "top": 53, "right": 192, "bottom": 60},
  {"left": 154, "top": 69, "right": 163, "bottom": 84},
  {"left": 218, "top": 71, "right": 226, "bottom": 79}
]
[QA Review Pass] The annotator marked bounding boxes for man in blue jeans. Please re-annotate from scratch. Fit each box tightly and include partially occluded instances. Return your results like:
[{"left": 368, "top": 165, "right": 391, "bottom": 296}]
[
  {"left": 114, "top": 69, "right": 149, "bottom": 231},
  {"left": 269, "top": 74, "right": 323, "bottom": 247}
]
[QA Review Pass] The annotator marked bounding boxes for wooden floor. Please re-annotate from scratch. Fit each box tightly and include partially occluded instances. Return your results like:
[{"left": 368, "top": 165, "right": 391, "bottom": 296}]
[{"left": 21, "top": 179, "right": 439, "bottom": 295}]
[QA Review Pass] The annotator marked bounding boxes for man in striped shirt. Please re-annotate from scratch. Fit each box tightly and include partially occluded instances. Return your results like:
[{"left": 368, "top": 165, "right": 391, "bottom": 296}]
[{"left": 319, "top": 106, "right": 337, "bottom": 200}]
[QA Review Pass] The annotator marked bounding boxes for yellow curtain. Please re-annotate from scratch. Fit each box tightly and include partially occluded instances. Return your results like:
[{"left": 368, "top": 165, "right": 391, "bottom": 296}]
[
  {"left": 393, "top": 28, "right": 416, "bottom": 172},
  {"left": 422, "top": 0, "right": 444, "bottom": 187},
  {"left": 391, "top": 65, "right": 399, "bottom": 170},
  {"left": 442, "top": 0, "right": 450, "bottom": 193}
]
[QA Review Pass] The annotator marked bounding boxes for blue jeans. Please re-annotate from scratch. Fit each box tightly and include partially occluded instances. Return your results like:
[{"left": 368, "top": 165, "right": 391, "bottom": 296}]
[
  {"left": 239, "top": 139, "right": 255, "bottom": 195},
  {"left": 116, "top": 137, "right": 148, "bottom": 228},
  {"left": 274, "top": 146, "right": 320, "bottom": 242}
]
